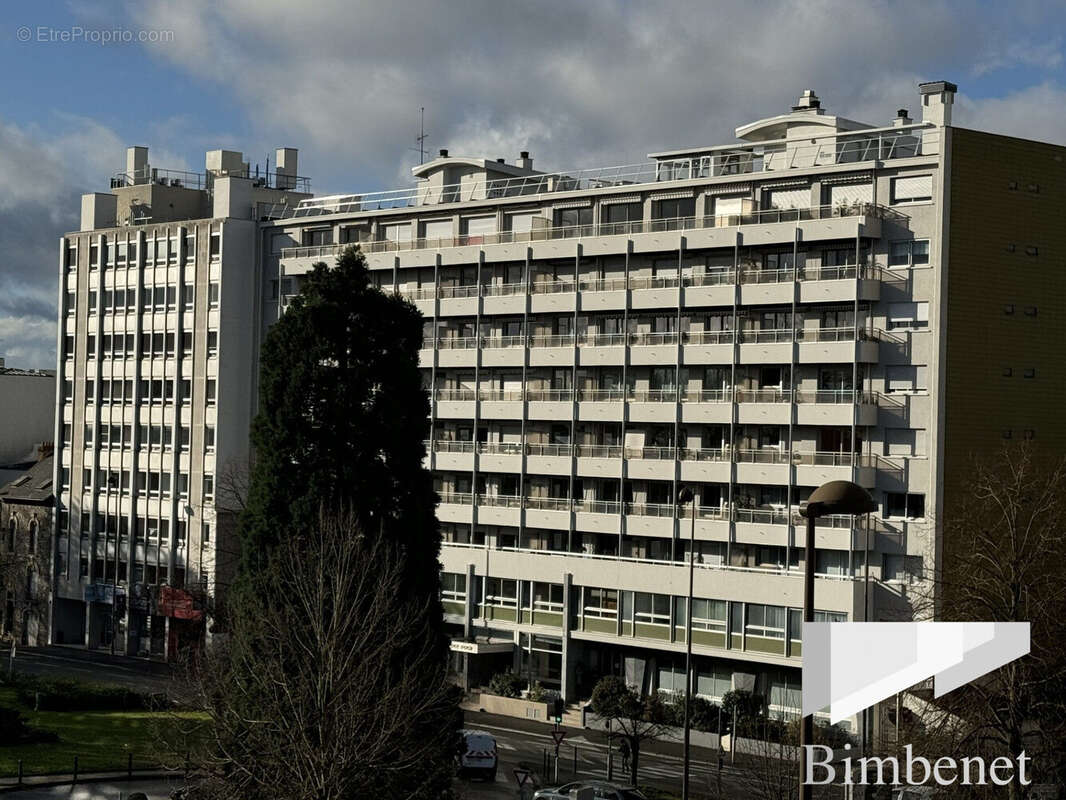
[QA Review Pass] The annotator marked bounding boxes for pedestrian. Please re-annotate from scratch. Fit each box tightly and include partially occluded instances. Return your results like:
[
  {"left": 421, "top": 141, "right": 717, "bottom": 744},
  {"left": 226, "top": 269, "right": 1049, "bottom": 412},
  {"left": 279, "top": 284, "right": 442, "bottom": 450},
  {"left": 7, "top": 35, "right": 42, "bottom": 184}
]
[{"left": 618, "top": 737, "right": 630, "bottom": 776}]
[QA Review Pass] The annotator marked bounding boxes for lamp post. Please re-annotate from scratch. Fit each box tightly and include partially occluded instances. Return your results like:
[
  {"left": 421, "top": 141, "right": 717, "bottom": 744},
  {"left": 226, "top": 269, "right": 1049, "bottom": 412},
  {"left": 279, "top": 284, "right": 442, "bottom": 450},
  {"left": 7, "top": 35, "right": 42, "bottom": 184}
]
[
  {"left": 677, "top": 485, "right": 697, "bottom": 800},
  {"left": 798, "top": 480, "right": 876, "bottom": 800}
]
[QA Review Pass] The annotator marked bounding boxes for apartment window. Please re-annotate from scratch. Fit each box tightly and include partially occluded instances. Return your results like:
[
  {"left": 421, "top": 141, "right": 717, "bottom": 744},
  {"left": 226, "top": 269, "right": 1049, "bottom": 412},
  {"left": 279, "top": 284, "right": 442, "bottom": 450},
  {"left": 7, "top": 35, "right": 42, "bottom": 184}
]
[
  {"left": 634, "top": 593, "right": 670, "bottom": 626},
  {"left": 887, "top": 302, "right": 929, "bottom": 330},
  {"left": 203, "top": 522, "right": 211, "bottom": 543},
  {"left": 583, "top": 588, "right": 619, "bottom": 620},
  {"left": 182, "top": 283, "right": 194, "bottom": 310},
  {"left": 63, "top": 380, "right": 73, "bottom": 404},
  {"left": 884, "top": 554, "right": 923, "bottom": 584},
  {"left": 66, "top": 291, "right": 76, "bottom": 315},
  {"left": 1024, "top": 429, "right": 1035, "bottom": 440},
  {"left": 885, "top": 492, "right": 925, "bottom": 519},
  {"left": 1025, "top": 245, "right": 1039, "bottom": 257},
  {"left": 690, "top": 598, "right": 727, "bottom": 633},
  {"left": 62, "top": 423, "right": 72, "bottom": 446},
  {"left": 888, "top": 239, "right": 930, "bottom": 267},
  {"left": 602, "top": 201, "right": 643, "bottom": 225},
  {"left": 1024, "top": 306, "right": 1038, "bottom": 317},
  {"left": 64, "top": 242, "right": 77, "bottom": 271},
  {"left": 64, "top": 335, "right": 75, "bottom": 359},
  {"left": 208, "top": 283, "right": 220, "bottom": 308},
  {"left": 88, "top": 290, "right": 98, "bottom": 315},
  {"left": 207, "top": 331, "right": 218, "bottom": 357},
  {"left": 554, "top": 207, "right": 592, "bottom": 229},
  {"left": 181, "top": 331, "right": 193, "bottom": 355},
  {"left": 206, "top": 379, "right": 217, "bottom": 405},
  {"left": 180, "top": 426, "right": 191, "bottom": 451},
  {"left": 203, "top": 474, "right": 214, "bottom": 500},
  {"left": 1003, "top": 304, "right": 1015, "bottom": 315},
  {"left": 180, "top": 378, "right": 192, "bottom": 404},
  {"left": 209, "top": 231, "right": 220, "bottom": 259},
  {"left": 745, "top": 603, "right": 786, "bottom": 640},
  {"left": 205, "top": 426, "right": 216, "bottom": 451},
  {"left": 1002, "top": 367, "right": 1013, "bottom": 377},
  {"left": 381, "top": 222, "right": 411, "bottom": 243},
  {"left": 437, "top": 572, "right": 466, "bottom": 603},
  {"left": 1023, "top": 368, "right": 1036, "bottom": 379},
  {"left": 178, "top": 473, "right": 189, "bottom": 498},
  {"left": 421, "top": 219, "right": 453, "bottom": 241},
  {"left": 303, "top": 227, "right": 334, "bottom": 246},
  {"left": 890, "top": 174, "right": 933, "bottom": 204}
]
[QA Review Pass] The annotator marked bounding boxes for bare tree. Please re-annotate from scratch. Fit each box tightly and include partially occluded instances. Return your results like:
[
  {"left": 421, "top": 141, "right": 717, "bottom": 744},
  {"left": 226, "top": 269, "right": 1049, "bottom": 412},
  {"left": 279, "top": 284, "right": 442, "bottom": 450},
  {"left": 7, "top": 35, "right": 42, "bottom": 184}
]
[
  {"left": 162, "top": 509, "right": 461, "bottom": 800},
  {"left": 890, "top": 445, "right": 1066, "bottom": 798}
]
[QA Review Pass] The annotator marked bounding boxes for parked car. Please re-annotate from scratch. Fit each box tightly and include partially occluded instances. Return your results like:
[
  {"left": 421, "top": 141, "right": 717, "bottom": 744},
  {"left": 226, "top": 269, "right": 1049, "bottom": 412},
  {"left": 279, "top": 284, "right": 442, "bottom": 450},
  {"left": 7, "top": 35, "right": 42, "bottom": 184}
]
[
  {"left": 533, "top": 780, "right": 647, "bottom": 800},
  {"left": 457, "top": 729, "right": 498, "bottom": 781}
]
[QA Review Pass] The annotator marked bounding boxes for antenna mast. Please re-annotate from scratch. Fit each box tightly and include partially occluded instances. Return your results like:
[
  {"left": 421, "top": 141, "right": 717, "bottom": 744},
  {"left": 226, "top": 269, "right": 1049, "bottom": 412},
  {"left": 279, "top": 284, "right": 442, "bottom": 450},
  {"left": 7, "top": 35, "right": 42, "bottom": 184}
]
[{"left": 411, "top": 107, "right": 428, "bottom": 165}]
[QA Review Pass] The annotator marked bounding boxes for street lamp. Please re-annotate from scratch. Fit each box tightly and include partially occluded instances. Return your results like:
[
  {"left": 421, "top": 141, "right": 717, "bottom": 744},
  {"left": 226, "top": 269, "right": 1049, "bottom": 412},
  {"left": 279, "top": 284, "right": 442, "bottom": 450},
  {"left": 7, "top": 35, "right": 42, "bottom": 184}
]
[
  {"left": 798, "top": 480, "right": 876, "bottom": 800},
  {"left": 677, "top": 485, "right": 697, "bottom": 800}
]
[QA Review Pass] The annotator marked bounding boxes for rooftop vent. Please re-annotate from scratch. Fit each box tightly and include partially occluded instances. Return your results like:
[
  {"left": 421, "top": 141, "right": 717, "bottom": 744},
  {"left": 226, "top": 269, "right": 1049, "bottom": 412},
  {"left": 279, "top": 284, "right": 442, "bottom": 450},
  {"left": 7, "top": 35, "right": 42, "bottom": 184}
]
[
  {"left": 439, "top": 148, "right": 449, "bottom": 158},
  {"left": 792, "top": 89, "right": 821, "bottom": 111},
  {"left": 897, "top": 109, "right": 909, "bottom": 118},
  {"left": 517, "top": 151, "right": 533, "bottom": 170},
  {"left": 496, "top": 158, "right": 506, "bottom": 163}
]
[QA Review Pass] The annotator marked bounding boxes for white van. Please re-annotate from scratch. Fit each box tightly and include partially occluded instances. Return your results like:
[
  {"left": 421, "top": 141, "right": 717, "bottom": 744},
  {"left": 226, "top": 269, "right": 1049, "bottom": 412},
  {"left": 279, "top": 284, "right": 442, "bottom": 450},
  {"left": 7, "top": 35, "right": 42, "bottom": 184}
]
[{"left": 458, "top": 729, "right": 498, "bottom": 781}]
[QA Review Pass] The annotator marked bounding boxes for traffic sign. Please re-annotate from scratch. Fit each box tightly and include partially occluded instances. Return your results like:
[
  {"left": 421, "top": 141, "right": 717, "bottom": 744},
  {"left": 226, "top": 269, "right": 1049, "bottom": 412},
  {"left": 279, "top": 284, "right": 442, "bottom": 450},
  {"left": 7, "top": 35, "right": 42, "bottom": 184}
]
[
  {"left": 513, "top": 768, "right": 533, "bottom": 788},
  {"left": 551, "top": 730, "right": 567, "bottom": 752}
]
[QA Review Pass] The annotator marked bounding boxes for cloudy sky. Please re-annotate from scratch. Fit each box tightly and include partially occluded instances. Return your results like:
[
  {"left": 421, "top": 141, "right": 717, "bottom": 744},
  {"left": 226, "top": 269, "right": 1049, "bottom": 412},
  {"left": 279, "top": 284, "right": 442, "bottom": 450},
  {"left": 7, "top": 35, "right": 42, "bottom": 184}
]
[{"left": 2, "top": 0, "right": 1066, "bottom": 368}]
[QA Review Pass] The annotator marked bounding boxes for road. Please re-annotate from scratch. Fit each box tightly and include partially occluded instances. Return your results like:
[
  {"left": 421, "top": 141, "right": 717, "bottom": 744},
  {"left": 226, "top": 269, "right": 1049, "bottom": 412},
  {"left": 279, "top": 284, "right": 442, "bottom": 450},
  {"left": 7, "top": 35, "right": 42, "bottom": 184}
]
[
  {"left": 7, "top": 645, "right": 173, "bottom": 693},
  {"left": 457, "top": 711, "right": 750, "bottom": 799}
]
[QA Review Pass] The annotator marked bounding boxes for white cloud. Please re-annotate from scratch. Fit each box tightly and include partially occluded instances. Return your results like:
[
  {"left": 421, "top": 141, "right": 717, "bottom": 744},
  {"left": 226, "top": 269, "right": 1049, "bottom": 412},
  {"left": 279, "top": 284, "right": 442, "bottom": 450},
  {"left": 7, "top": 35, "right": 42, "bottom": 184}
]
[{"left": 955, "top": 82, "right": 1066, "bottom": 145}]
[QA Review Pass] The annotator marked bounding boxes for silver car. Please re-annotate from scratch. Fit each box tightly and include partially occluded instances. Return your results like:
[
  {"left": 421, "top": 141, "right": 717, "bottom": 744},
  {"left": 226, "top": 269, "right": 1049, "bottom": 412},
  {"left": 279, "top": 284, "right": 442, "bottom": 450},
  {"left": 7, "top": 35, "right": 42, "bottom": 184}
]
[{"left": 533, "top": 780, "right": 647, "bottom": 800}]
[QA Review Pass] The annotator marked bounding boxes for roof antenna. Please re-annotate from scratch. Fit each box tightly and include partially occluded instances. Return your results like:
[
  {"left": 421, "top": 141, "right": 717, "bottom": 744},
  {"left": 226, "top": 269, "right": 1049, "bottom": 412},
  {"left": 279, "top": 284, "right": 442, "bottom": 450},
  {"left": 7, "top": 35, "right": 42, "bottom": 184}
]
[{"left": 410, "top": 107, "right": 429, "bottom": 165}]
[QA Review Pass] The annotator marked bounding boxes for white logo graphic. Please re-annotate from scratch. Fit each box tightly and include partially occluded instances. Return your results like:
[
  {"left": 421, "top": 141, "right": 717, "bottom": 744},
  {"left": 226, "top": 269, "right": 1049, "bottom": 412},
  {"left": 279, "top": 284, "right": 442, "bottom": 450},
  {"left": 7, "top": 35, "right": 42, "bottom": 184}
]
[{"left": 802, "top": 622, "right": 1030, "bottom": 723}]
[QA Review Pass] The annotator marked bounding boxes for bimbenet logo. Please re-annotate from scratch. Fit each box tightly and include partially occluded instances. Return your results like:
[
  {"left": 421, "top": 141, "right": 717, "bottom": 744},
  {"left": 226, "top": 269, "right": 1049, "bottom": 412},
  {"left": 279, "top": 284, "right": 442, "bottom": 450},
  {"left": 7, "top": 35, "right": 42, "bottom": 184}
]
[{"left": 802, "top": 621, "right": 1031, "bottom": 787}]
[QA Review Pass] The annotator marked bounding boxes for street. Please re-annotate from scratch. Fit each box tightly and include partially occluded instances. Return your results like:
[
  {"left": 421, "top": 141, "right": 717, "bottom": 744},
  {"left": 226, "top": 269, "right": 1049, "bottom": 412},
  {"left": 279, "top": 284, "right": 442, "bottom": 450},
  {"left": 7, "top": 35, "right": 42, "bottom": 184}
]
[
  {"left": 456, "top": 711, "right": 749, "bottom": 799},
  {"left": 7, "top": 646, "right": 173, "bottom": 694}
]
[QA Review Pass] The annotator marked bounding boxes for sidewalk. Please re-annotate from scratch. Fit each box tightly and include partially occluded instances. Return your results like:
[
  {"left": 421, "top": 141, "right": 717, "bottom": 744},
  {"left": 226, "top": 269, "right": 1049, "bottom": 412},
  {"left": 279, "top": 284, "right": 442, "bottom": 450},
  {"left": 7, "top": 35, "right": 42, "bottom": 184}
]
[{"left": 0, "top": 769, "right": 176, "bottom": 794}]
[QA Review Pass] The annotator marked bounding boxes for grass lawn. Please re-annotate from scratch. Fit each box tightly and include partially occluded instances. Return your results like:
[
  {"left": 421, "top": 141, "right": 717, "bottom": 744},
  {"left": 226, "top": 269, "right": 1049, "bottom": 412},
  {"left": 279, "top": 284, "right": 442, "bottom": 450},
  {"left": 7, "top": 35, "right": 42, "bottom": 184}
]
[{"left": 0, "top": 685, "right": 208, "bottom": 778}]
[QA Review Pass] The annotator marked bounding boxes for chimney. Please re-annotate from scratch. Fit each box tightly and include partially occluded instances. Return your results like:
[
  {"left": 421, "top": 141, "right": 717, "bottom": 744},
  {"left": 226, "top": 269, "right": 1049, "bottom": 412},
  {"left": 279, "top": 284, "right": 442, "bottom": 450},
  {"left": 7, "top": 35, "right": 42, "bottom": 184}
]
[
  {"left": 517, "top": 151, "right": 533, "bottom": 170},
  {"left": 918, "top": 80, "right": 957, "bottom": 127},
  {"left": 439, "top": 148, "right": 449, "bottom": 158},
  {"left": 791, "top": 89, "right": 822, "bottom": 112},
  {"left": 893, "top": 108, "right": 912, "bottom": 128},
  {"left": 496, "top": 158, "right": 506, "bottom": 163},
  {"left": 126, "top": 146, "right": 149, "bottom": 184}
]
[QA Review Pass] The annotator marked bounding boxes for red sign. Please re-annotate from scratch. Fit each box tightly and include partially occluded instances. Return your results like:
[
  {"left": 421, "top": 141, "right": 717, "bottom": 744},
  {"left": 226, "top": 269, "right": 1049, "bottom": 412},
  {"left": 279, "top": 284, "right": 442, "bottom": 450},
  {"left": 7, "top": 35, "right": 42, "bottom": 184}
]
[{"left": 157, "top": 586, "right": 203, "bottom": 620}]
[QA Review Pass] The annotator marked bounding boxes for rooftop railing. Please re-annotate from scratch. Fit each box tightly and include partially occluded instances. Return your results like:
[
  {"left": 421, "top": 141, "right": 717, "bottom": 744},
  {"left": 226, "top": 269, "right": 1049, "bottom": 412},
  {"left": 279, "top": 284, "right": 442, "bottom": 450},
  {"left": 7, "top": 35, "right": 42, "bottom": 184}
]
[{"left": 273, "top": 125, "right": 934, "bottom": 217}]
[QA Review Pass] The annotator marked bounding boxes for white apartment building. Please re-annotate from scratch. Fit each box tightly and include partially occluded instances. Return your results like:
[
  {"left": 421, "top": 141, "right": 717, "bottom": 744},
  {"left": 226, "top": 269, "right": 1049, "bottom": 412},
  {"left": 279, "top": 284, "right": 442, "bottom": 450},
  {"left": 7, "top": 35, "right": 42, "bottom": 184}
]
[
  {"left": 261, "top": 83, "right": 960, "bottom": 725},
  {"left": 54, "top": 146, "right": 309, "bottom": 654},
  {"left": 60, "top": 80, "right": 1063, "bottom": 728}
]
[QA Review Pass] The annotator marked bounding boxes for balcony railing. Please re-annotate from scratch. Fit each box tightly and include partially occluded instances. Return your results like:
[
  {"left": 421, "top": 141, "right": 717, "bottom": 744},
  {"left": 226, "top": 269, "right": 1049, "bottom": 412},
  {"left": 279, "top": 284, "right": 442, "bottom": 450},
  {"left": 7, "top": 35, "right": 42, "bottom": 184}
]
[
  {"left": 738, "top": 328, "right": 793, "bottom": 344},
  {"left": 477, "top": 441, "right": 525, "bottom": 456},
  {"left": 735, "top": 448, "right": 790, "bottom": 464},
  {"left": 576, "top": 444, "right": 624, "bottom": 459},
  {"left": 279, "top": 203, "right": 906, "bottom": 260},
  {"left": 630, "top": 331, "right": 681, "bottom": 346},
  {"left": 579, "top": 332, "right": 627, "bottom": 347},
  {"left": 526, "top": 442, "right": 573, "bottom": 457},
  {"left": 432, "top": 387, "right": 881, "bottom": 407},
  {"left": 735, "top": 388, "right": 792, "bottom": 403}
]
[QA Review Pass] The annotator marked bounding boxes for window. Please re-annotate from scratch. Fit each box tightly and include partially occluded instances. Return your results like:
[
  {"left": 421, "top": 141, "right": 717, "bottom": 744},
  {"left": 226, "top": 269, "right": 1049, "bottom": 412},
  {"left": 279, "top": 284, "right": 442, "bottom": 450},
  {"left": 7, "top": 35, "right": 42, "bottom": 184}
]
[
  {"left": 1003, "top": 304, "right": 1015, "bottom": 315},
  {"left": 483, "top": 577, "right": 517, "bottom": 608},
  {"left": 554, "top": 207, "right": 592, "bottom": 229},
  {"left": 652, "top": 197, "right": 696, "bottom": 221},
  {"left": 885, "top": 492, "right": 925, "bottom": 519},
  {"left": 887, "top": 302, "right": 929, "bottom": 330},
  {"left": 1025, "top": 245, "right": 1039, "bottom": 257},
  {"left": 303, "top": 227, "right": 334, "bottom": 246},
  {"left": 206, "top": 379, "right": 217, "bottom": 405},
  {"left": 745, "top": 603, "right": 786, "bottom": 640},
  {"left": 441, "top": 572, "right": 466, "bottom": 602},
  {"left": 205, "top": 426, "right": 216, "bottom": 451},
  {"left": 602, "top": 201, "right": 643, "bottom": 226},
  {"left": 182, "top": 283, "right": 194, "bottom": 310},
  {"left": 463, "top": 216, "right": 497, "bottom": 238},
  {"left": 203, "top": 474, "right": 214, "bottom": 499},
  {"left": 583, "top": 588, "right": 619, "bottom": 619},
  {"left": 66, "top": 291, "right": 76, "bottom": 315},
  {"left": 1024, "top": 306, "right": 1038, "bottom": 317},
  {"left": 888, "top": 239, "right": 930, "bottom": 267},
  {"left": 1023, "top": 368, "right": 1036, "bottom": 379},
  {"left": 208, "top": 283, "right": 220, "bottom": 308},
  {"left": 64, "top": 335, "right": 75, "bottom": 359},
  {"left": 207, "top": 331, "right": 218, "bottom": 356},
  {"left": 634, "top": 593, "right": 670, "bottom": 626},
  {"left": 690, "top": 598, "right": 727, "bottom": 633},
  {"left": 1002, "top": 367, "right": 1013, "bottom": 377},
  {"left": 884, "top": 554, "right": 923, "bottom": 584},
  {"left": 209, "top": 231, "right": 220, "bottom": 259},
  {"left": 764, "top": 188, "right": 808, "bottom": 210},
  {"left": 891, "top": 174, "right": 933, "bottom": 204}
]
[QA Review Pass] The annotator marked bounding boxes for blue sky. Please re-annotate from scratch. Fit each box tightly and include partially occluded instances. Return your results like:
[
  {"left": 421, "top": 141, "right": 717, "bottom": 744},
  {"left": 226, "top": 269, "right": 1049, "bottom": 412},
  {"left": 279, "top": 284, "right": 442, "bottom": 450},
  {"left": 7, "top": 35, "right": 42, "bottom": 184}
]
[{"left": 3, "top": 0, "right": 1066, "bottom": 368}]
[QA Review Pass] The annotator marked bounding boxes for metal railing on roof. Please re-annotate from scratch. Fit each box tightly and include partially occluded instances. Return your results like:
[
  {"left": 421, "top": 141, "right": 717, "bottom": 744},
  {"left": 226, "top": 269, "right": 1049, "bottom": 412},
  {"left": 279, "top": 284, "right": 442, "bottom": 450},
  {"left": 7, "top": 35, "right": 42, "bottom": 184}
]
[
  {"left": 280, "top": 203, "right": 903, "bottom": 259},
  {"left": 269, "top": 125, "right": 936, "bottom": 218}
]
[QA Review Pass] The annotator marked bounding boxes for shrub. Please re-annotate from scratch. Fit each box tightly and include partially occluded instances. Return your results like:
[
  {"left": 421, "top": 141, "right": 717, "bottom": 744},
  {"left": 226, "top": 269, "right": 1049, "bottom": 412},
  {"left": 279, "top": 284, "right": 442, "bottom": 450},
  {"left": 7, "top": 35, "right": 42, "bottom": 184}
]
[
  {"left": 486, "top": 671, "right": 525, "bottom": 699},
  {"left": 14, "top": 676, "right": 159, "bottom": 712}
]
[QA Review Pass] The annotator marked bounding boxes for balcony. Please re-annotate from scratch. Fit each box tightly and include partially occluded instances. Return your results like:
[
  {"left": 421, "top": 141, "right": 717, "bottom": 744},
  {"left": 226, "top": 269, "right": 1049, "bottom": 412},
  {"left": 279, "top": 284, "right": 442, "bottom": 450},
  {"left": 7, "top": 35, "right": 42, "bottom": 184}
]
[{"left": 795, "top": 389, "right": 879, "bottom": 426}]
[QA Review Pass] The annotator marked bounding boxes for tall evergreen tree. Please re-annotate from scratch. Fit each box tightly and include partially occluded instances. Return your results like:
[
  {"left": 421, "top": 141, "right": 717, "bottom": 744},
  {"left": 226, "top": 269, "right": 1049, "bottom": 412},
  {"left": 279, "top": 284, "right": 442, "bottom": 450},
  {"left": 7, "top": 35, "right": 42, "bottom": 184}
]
[{"left": 241, "top": 246, "right": 439, "bottom": 599}]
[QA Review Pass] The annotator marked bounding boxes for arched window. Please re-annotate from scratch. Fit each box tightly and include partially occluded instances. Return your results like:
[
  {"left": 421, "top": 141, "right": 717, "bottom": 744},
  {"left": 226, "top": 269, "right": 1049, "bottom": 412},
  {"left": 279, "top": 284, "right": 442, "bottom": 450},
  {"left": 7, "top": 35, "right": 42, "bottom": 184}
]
[
  {"left": 29, "top": 520, "right": 38, "bottom": 554},
  {"left": 6, "top": 518, "right": 15, "bottom": 551}
]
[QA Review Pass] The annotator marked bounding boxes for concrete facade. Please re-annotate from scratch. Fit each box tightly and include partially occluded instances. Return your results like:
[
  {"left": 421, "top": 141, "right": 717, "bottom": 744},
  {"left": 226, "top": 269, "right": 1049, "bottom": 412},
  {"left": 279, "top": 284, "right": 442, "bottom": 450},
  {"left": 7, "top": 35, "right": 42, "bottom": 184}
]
[{"left": 0, "top": 366, "right": 56, "bottom": 467}]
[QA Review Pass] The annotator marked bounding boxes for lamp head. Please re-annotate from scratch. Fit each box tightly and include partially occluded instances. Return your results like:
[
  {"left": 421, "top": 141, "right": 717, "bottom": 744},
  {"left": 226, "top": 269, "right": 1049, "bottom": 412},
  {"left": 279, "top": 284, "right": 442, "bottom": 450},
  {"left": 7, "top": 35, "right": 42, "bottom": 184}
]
[{"left": 801, "top": 480, "right": 877, "bottom": 518}]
